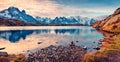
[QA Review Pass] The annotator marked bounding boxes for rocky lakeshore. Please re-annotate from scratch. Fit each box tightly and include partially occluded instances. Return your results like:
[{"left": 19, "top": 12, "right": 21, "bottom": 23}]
[
  {"left": 26, "top": 42, "right": 86, "bottom": 62},
  {"left": 0, "top": 42, "right": 87, "bottom": 62}
]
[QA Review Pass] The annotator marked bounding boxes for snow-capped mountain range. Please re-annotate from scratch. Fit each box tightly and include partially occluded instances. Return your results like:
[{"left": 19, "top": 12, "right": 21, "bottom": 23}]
[
  {"left": 35, "top": 16, "right": 95, "bottom": 25},
  {"left": 0, "top": 7, "right": 96, "bottom": 26}
]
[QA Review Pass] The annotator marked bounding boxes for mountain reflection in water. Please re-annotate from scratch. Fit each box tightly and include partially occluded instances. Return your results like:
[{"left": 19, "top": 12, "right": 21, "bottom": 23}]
[
  {"left": 0, "top": 26, "right": 104, "bottom": 53},
  {"left": 0, "top": 29, "right": 96, "bottom": 42}
]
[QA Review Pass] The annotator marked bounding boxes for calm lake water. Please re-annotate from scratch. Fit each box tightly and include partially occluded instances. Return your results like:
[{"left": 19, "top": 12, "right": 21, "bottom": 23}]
[{"left": 0, "top": 26, "right": 104, "bottom": 54}]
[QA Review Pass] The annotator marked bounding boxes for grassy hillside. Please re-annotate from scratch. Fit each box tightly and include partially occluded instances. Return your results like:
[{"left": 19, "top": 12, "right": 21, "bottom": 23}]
[
  {"left": 84, "top": 34, "right": 120, "bottom": 62},
  {"left": 92, "top": 8, "right": 120, "bottom": 33},
  {"left": 85, "top": 8, "right": 120, "bottom": 62}
]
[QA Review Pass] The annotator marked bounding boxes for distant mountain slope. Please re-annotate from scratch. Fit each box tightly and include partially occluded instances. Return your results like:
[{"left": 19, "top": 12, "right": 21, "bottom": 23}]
[
  {"left": 35, "top": 16, "right": 95, "bottom": 25},
  {"left": 0, "top": 18, "right": 40, "bottom": 26},
  {"left": 35, "top": 16, "right": 52, "bottom": 24},
  {"left": 92, "top": 8, "right": 120, "bottom": 32},
  {"left": 50, "top": 17, "right": 79, "bottom": 24}
]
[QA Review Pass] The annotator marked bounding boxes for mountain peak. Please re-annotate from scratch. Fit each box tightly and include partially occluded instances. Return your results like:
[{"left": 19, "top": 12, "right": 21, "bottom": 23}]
[
  {"left": 7, "top": 6, "right": 26, "bottom": 15},
  {"left": 113, "top": 7, "right": 120, "bottom": 16},
  {"left": 22, "top": 10, "right": 26, "bottom": 14},
  {"left": 7, "top": 6, "right": 20, "bottom": 12},
  {"left": 8, "top": 6, "right": 18, "bottom": 10}
]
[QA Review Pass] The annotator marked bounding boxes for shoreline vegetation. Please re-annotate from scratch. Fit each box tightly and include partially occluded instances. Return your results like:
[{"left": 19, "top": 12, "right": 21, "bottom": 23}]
[
  {"left": 84, "top": 28, "right": 120, "bottom": 62},
  {"left": 84, "top": 8, "right": 120, "bottom": 62}
]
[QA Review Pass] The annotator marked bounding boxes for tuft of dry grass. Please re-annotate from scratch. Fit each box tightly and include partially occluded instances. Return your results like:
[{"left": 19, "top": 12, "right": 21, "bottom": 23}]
[{"left": 0, "top": 54, "right": 26, "bottom": 62}]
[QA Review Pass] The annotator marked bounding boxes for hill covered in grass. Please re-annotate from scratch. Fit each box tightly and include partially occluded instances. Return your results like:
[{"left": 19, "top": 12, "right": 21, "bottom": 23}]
[
  {"left": 84, "top": 8, "right": 120, "bottom": 62},
  {"left": 92, "top": 8, "right": 120, "bottom": 33}
]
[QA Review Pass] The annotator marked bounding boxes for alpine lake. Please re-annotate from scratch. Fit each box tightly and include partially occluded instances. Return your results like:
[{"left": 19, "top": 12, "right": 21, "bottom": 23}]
[{"left": 0, "top": 26, "right": 104, "bottom": 54}]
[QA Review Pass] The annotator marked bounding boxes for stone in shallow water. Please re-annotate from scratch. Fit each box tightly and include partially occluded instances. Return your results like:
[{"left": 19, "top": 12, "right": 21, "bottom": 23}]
[
  {"left": 37, "top": 42, "right": 42, "bottom": 44},
  {"left": 83, "top": 46, "right": 87, "bottom": 50},
  {"left": 93, "top": 46, "right": 100, "bottom": 50},
  {"left": 0, "top": 52, "right": 8, "bottom": 57},
  {"left": 0, "top": 47, "right": 5, "bottom": 50},
  {"left": 76, "top": 41, "right": 79, "bottom": 43}
]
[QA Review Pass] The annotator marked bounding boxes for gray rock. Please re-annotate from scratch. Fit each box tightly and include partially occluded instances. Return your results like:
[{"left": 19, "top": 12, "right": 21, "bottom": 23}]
[{"left": 0, "top": 52, "right": 8, "bottom": 57}]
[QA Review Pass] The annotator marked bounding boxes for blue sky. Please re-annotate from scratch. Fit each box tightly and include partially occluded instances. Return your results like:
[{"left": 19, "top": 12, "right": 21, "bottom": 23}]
[
  {"left": 0, "top": 0, "right": 120, "bottom": 18},
  {"left": 53, "top": 0, "right": 120, "bottom": 8},
  {"left": 52, "top": 0, "right": 120, "bottom": 17}
]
